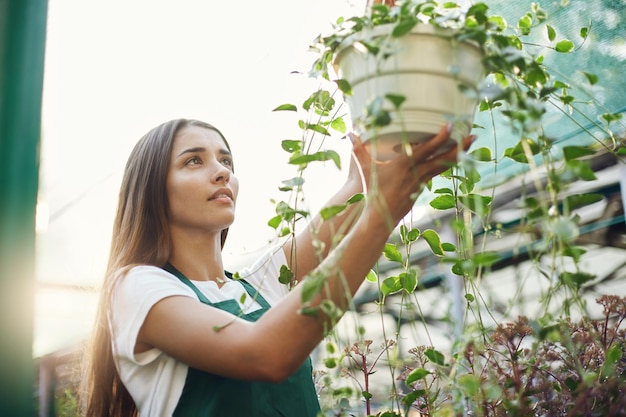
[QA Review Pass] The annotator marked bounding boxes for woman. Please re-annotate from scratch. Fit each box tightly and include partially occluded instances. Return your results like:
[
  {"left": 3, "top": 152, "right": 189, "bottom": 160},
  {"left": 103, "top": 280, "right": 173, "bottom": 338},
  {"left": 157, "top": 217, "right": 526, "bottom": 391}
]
[{"left": 83, "top": 118, "right": 472, "bottom": 416}]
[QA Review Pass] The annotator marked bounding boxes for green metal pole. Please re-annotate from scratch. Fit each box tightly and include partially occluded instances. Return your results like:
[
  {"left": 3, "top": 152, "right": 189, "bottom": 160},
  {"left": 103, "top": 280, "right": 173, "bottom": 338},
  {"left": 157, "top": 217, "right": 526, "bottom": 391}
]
[{"left": 0, "top": 0, "right": 48, "bottom": 415}]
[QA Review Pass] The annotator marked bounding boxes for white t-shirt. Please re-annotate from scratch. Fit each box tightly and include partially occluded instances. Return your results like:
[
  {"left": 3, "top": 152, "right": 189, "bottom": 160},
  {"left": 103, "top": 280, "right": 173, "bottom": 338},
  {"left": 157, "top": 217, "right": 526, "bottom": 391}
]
[{"left": 110, "top": 247, "right": 290, "bottom": 417}]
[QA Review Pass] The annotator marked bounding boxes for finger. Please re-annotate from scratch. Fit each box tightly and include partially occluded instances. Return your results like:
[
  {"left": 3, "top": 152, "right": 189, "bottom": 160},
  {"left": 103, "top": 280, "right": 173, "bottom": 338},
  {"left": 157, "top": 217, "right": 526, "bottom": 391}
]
[
  {"left": 461, "top": 134, "right": 477, "bottom": 151},
  {"left": 421, "top": 133, "right": 477, "bottom": 164},
  {"left": 403, "top": 124, "right": 453, "bottom": 162},
  {"left": 347, "top": 132, "right": 362, "bottom": 146},
  {"left": 416, "top": 139, "right": 464, "bottom": 178},
  {"left": 350, "top": 134, "right": 370, "bottom": 163}
]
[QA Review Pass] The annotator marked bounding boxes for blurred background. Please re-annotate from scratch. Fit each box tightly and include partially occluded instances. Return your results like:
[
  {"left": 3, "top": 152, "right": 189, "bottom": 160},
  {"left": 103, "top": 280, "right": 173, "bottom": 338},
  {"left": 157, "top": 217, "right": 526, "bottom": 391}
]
[{"left": 35, "top": 0, "right": 367, "bottom": 359}]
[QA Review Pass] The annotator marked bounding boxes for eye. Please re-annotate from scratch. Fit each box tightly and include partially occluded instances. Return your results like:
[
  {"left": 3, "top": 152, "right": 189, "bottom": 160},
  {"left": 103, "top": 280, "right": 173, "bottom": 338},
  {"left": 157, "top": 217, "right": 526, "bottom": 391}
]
[
  {"left": 221, "top": 156, "right": 234, "bottom": 170},
  {"left": 185, "top": 156, "right": 202, "bottom": 166}
]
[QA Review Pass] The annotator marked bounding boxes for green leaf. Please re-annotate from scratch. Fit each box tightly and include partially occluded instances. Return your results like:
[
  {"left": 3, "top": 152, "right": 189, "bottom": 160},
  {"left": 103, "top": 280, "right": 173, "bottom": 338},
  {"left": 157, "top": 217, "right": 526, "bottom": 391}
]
[
  {"left": 546, "top": 25, "right": 556, "bottom": 41},
  {"left": 402, "top": 389, "right": 426, "bottom": 407},
  {"left": 385, "top": 93, "right": 406, "bottom": 109},
  {"left": 239, "top": 292, "right": 247, "bottom": 304},
  {"left": 580, "top": 26, "right": 589, "bottom": 39},
  {"left": 303, "top": 89, "right": 335, "bottom": 113},
  {"left": 381, "top": 276, "right": 403, "bottom": 296},
  {"left": 469, "top": 147, "right": 492, "bottom": 161},
  {"left": 555, "top": 39, "right": 574, "bottom": 53},
  {"left": 504, "top": 139, "right": 541, "bottom": 163},
  {"left": 379, "top": 412, "right": 402, "bottom": 417},
  {"left": 320, "top": 204, "right": 348, "bottom": 220},
  {"left": 365, "top": 97, "right": 392, "bottom": 127},
  {"left": 561, "top": 245, "right": 587, "bottom": 262},
  {"left": 582, "top": 71, "right": 598, "bottom": 85},
  {"left": 301, "top": 270, "right": 327, "bottom": 303},
  {"left": 441, "top": 242, "right": 456, "bottom": 252},
  {"left": 457, "top": 374, "right": 481, "bottom": 396},
  {"left": 562, "top": 193, "right": 603, "bottom": 211},
  {"left": 422, "top": 229, "right": 445, "bottom": 256},
  {"left": 347, "top": 193, "right": 364, "bottom": 204},
  {"left": 289, "top": 150, "right": 341, "bottom": 168},
  {"left": 392, "top": 19, "right": 417, "bottom": 37},
  {"left": 554, "top": 80, "right": 570, "bottom": 89},
  {"left": 549, "top": 217, "right": 580, "bottom": 242},
  {"left": 383, "top": 243, "right": 404, "bottom": 263},
  {"left": 606, "top": 343, "right": 622, "bottom": 363},
  {"left": 564, "top": 376, "right": 579, "bottom": 391},
  {"left": 278, "top": 176, "right": 305, "bottom": 191},
  {"left": 517, "top": 14, "right": 532, "bottom": 35},
  {"left": 359, "top": 40, "right": 380, "bottom": 56},
  {"left": 278, "top": 264, "right": 294, "bottom": 285},
  {"left": 330, "top": 117, "right": 346, "bottom": 133},
  {"left": 562, "top": 145, "right": 596, "bottom": 161},
  {"left": 600, "top": 112, "right": 623, "bottom": 124},
  {"left": 304, "top": 123, "right": 331, "bottom": 136},
  {"left": 429, "top": 194, "right": 456, "bottom": 210},
  {"left": 601, "top": 344, "right": 623, "bottom": 378},
  {"left": 533, "top": 3, "right": 547, "bottom": 22},
  {"left": 459, "top": 193, "right": 492, "bottom": 215},
  {"left": 275, "top": 200, "right": 307, "bottom": 220},
  {"left": 267, "top": 215, "right": 281, "bottom": 229},
  {"left": 451, "top": 258, "right": 472, "bottom": 276},
  {"left": 559, "top": 271, "right": 595, "bottom": 290},
  {"left": 365, "top": 269, "right": 378, "bottom": 283},
  {"left": 273, "top": 103, "right": 298, "bottom": 112},
  {"left": 324, "top": 357, "right": 337, "bottom": 368},
  {"left": 335, "top": 79, "right": 352, "bottom": 95},
  {"left": 472, "top": 251, "right": 500, "bottom": 267},
  {"left": 424, "top": 348, "right": 445, "bottom": 365},
  {"left": 538, "top": 323, "right": 562, "bottom": 342},
  {"left": 406, "top": 368, "right": 430, "bottom": 385},
  {"left": 320, "top": 300, "right": 341, "bottom": 320},
  {"left": 524, "top": 67, "right": 548, "bottom": 86},
  {"left": 565, "top": 159, "right": 597, "bottom": 181},
  {"left": 400, "top": 224, "right": 420, "bottom": 244},
  {"left": 399, "top": 270, "right": 418, "bottom": 293},
  {"left": 281, "top": 140, "right": 301, "bottom": 153},
  {"left": 488, "top": 15, "right": 507, "bottom": 31}
]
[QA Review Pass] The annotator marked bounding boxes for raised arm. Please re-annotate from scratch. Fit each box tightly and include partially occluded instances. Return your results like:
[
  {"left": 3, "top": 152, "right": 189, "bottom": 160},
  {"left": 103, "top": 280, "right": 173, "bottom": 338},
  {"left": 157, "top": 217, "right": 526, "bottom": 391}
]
[
  {"left": 282, "top": 137, "right": 367, "bottom": 283},
  {"left": 138, "top": 126, "right": 474, "bottom": 382}
]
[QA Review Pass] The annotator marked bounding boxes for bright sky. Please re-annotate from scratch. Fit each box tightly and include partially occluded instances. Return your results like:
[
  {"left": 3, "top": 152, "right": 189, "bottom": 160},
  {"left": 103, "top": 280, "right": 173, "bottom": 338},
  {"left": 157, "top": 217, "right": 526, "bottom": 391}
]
[{"left": 37, "top": 0, "right": 367, "bottom": 289}]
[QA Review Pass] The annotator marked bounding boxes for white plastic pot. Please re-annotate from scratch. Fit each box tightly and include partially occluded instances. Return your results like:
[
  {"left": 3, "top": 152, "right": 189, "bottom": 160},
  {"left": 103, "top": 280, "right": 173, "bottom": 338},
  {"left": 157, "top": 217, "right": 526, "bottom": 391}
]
[{"left": 335, "top": 23, "right": 485, "bottom": 160}]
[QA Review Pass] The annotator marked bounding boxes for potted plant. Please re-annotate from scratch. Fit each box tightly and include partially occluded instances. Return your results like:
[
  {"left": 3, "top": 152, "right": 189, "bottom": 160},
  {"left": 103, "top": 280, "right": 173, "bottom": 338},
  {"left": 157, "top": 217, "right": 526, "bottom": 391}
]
[
  {"left": 270, "top": 0, "right": 625, "bottom": 415},
  {"left": 324, "top": 0, "right": 487, "bottom": 160},
  {"left": 301, "top": 0, "right": 610, "bottom": 160}
]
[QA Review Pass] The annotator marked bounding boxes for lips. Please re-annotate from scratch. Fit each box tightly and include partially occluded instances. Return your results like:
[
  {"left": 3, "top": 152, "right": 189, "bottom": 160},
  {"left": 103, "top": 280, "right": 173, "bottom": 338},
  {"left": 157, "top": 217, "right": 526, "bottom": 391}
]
[{"left": 208, "top": 188, "right": 233, "bottom": 201}]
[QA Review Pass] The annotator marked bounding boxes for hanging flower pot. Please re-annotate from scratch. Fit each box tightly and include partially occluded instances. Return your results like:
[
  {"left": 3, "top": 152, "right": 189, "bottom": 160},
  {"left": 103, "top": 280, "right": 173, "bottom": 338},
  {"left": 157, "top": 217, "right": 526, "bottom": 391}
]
[{"left": 334, "top": 23, "right": 485, "bottom": 160}]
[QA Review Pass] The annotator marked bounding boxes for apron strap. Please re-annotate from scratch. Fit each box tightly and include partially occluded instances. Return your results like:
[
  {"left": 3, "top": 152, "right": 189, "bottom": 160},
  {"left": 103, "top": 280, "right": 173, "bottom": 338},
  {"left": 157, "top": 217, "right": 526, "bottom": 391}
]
[{"left": 163, "top": 262, "right": 271, "bottom": 309}]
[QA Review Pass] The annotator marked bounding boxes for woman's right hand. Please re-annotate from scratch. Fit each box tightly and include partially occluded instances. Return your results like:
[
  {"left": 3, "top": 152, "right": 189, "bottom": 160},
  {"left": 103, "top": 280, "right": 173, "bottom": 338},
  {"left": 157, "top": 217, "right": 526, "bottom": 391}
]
[{"left": 350, "top": 124, "right": 475, "bottom": 225}]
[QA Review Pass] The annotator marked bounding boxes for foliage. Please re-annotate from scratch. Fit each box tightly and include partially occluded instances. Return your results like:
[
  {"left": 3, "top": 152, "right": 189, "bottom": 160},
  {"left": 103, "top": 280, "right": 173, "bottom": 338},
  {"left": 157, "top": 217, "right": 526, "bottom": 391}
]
[
  {"left": 270, "top": 0, "right": 625, "bottom": 416},
  {"left": 399, "top": 295, "right": 626, "bottom": 416}
]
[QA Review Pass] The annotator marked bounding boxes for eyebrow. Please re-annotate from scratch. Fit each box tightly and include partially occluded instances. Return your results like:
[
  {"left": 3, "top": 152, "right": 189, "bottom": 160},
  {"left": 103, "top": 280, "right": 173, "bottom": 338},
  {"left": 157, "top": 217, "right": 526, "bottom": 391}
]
[{"left": 176, "top": 147, "right": 232, "bottom": 158}]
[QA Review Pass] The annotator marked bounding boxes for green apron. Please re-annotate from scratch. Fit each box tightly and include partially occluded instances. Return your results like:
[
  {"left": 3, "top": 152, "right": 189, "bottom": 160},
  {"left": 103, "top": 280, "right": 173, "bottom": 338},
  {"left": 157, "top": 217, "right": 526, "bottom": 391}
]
[{"left": 164, "top": 263, "right": 321, "bottom": 417}]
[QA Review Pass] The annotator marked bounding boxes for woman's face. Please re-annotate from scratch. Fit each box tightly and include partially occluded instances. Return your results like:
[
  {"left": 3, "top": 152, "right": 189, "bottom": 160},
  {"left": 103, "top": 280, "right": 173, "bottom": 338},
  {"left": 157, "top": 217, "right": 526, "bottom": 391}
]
[{"left": 166, "top": 125, "right": 239, "bottom": 237}]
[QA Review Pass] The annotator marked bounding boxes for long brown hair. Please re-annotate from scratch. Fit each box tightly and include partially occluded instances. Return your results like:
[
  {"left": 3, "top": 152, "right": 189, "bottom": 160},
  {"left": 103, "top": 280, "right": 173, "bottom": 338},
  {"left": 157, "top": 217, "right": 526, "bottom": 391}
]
[{"left": 83, "top": 119, "right": 232, "bottom": 416}]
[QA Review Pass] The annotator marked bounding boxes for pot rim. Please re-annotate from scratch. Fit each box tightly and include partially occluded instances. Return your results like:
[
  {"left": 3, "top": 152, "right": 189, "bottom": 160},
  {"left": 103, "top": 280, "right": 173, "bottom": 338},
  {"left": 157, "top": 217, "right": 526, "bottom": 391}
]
[{"left": 334, "top": 22, "right": 483, "bottom": 64}]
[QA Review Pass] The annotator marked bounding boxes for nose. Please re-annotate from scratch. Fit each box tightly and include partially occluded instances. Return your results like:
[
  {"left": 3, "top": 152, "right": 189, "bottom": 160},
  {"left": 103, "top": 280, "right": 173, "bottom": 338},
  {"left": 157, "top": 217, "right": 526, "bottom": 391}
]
[{"left": 212, "top": 162, "right": 231, "bottom": 184}]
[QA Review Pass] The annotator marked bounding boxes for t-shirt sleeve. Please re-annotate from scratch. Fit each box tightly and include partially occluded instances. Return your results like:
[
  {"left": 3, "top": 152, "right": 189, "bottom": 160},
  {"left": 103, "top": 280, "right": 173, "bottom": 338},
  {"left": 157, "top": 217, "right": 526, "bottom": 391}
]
[
  {"left": 110, "top": 266, "right": 197, "bottom": 365},
  {"left": 236, "top": 246, "right": 291, "bottom": 305}
]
